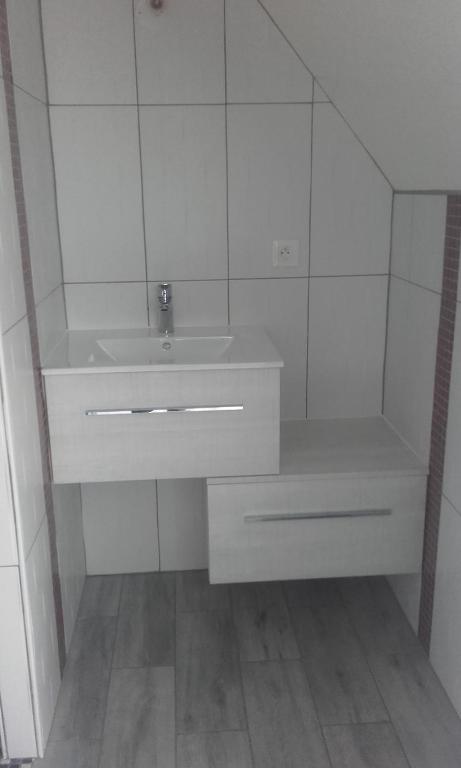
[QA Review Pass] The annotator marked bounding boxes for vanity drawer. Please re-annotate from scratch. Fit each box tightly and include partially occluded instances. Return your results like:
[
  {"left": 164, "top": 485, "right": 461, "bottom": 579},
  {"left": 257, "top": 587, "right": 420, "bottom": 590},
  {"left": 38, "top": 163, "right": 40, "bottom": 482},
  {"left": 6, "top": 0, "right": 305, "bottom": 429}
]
[
  {"left": 45, "top": 368, "right": 279, "bottom": 483},
  {"left": 207, "top": 474, "right": 426, "bottom": 583}
]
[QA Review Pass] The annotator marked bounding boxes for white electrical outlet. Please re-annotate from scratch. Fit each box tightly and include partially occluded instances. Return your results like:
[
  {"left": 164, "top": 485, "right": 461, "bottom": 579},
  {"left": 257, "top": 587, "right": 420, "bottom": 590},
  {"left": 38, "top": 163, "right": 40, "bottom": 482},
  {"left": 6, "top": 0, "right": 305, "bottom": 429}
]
[{"left": 273, "top": 240, "right": 299, "bottom": 267}]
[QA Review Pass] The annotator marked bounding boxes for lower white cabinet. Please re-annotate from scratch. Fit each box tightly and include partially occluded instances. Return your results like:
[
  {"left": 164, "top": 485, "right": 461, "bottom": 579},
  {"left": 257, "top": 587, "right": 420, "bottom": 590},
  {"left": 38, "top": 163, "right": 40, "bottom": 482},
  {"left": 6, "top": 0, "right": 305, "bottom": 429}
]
[
  {"left": 207, "top": 474, "right": 426, "bottom": 583},
  {"left": 207, "top": 418, "right": 428, "bottom": 584},
  {"left": 44, "top": 368, "right": 280, "bottom": 483}
]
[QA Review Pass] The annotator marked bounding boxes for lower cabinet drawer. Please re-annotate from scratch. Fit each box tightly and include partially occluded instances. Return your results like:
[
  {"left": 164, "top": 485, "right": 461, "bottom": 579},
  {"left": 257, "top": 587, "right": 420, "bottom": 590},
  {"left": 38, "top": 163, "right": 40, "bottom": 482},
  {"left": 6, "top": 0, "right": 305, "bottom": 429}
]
[
  {"left": 207, "top": 474, "right": 426, "bottom": 583},
  {"left": 45, "top": 368, "right": 279, "bottom": 483}
]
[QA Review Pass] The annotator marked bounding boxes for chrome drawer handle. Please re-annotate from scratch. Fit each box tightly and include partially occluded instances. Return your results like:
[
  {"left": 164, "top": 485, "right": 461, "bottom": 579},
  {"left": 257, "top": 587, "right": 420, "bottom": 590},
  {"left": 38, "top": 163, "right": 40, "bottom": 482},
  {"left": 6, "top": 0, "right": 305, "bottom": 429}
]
[
  {"left": 244, "top": 508, "right": 392, "bottom": 523},
  {"left": 85, "top": 404, "right": 243, "bottom": 416}
]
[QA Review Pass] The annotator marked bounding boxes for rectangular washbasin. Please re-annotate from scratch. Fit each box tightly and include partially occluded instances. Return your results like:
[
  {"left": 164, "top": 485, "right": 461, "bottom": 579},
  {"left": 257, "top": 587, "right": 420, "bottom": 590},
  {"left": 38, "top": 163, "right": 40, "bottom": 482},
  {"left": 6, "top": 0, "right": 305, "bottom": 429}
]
[
  {"left": 96, "top": 334, "right": 234, "bottom": 365},
  {"left": 41, "top": 326, "right": 284, "bottom": 374}
]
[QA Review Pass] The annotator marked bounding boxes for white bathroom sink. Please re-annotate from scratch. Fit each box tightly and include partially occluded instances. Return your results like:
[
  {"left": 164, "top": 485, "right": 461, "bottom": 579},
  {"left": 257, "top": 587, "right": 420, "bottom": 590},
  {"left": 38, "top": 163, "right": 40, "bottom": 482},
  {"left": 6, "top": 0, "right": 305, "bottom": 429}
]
[
  {"left": 96, "top": 334, "right": 234, "bottom": 365},
  {"left": 42, "top": 326, "right": 283, "bottom": 374}
]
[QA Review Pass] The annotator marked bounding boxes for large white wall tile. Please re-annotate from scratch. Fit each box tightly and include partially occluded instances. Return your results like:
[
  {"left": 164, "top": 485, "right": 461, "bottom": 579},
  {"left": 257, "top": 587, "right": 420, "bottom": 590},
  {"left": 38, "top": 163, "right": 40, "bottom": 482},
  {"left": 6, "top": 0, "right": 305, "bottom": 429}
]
[
  {"left": 65, "top": 283, "right": 148, "bottom": 330},
  {"left": 15, "top": 90, "right": 62, "bottom": 303},
  {"left": 431, "top": 497, "right": 461, "bottom": 718},
  {"left": 0, "top": 86, "right": 26, "bottom": 333},
  {"left": 51, "top": 107, "right": 145, "bottom": 283},
  {"left": 311, "top": 104, "right": 392, "bottom": 276},
  {"left": 0, "top": 402, "right": 18, "bottom": 566},
  {"left": 53, "top": 484, "right": 85, "bottom": 651},
  {"left": 444, "top": 311, "right": 461, "bottom": 512},
  {"left": 308, "top": 276, "right": 388, "bottom": 418},
  {"left": 0, "top": 567, "right": 37, "bottom": 758},
  {"left": 141, "top": 106, "right": 227, "bottom": 281},
  {"left": 22, "top": 518, "right": 60, "bottom": 754},
  {"left": 226, "top": 0, "right": 312, "bottom": 103},
  {"left": 134, "top": 0, "right": 224, "bottom": 104},
  {"left": 148, "top": 280, "right": 228, "bottom": 328},
  {"left": 387, "top": 574, "right": 421, "bottom": 634},
  {"left": 6, "top": 0, "right": 46, "bottom": 102},
  {"left": 1, "top": 317, "right": 46, "bottom": 558},
  {"left": 82, "top": 481, "right": 159, "bottom": 575},
  {"left": 391, "top": 194, "right": 446, "bottom": 293},
  {"left": 157, "top": 479, "right": 207, "bottom": 571},
  {"left": 36, "top": 286, "right": 66, "bottom": 363},
  {"left": 384, "top": 277, "right": 440, "bottom": 463},
  {"left": 228, "top": 104, "right": 310, "bottom": 278},
  {"left": 42, "top": 0, "right": 136, "bottom": 104},
  {"left": 230, "top": 278, "right": 308, "bottom": 419},
  {"left": 313, "top": 81, "right": 329, "bottom": 102}
]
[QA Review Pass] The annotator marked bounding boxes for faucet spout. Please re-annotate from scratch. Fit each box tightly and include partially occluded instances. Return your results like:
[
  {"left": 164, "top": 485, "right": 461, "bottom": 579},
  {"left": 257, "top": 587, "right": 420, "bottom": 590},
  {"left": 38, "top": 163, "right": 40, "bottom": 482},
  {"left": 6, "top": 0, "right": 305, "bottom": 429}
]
[{"left": 157, "top": 282, "right": 174, "bottom": 336}]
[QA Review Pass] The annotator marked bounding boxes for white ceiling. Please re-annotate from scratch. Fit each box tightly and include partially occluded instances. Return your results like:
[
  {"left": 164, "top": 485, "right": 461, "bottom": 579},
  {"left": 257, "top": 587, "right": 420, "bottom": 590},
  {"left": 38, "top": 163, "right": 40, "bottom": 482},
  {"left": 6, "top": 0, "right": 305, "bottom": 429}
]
[{"left": 259, "top": 0, "right": 461, "bottom": 190}]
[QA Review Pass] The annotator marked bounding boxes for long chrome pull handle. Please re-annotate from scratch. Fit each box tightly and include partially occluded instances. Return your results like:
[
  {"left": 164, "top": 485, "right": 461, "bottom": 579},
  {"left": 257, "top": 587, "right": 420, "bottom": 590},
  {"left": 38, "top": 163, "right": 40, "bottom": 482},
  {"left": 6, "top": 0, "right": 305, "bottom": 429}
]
[
  {"left": 86, "top": 404, "right": 244, "bottom": 416},
  {"left": 244, "top": 508, "right": 391, "bottom": 523}
]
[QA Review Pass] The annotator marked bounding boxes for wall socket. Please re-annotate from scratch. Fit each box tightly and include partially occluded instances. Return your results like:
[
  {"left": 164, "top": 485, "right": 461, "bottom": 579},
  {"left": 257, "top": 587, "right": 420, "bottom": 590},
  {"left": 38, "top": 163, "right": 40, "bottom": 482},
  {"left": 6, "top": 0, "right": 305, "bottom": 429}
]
[{"left": 273, "top": 240, "right": 299, "bottom": 267}]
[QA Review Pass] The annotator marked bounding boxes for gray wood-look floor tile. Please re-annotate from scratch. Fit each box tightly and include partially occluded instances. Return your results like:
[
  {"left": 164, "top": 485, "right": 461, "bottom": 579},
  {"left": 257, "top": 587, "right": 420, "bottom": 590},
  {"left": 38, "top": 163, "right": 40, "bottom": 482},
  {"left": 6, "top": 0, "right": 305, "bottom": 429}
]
[
  {"left": 113, "top": 573, "right": 175, "bottom": 668},
  {"left": 176, "top": 610, "right": 246, "bottom": 733},
  {"left": 50, "top": 617, "right": 117, "bottom": 741},
  {"left": 98, "top": 667, "right": 175, "bottom": 768},
  {"left": 232, "top": 582, "right": 299, "bottom": 661},
  {"left": 284, "top": 578, "right": 342, "bottom": 610},
  {"left": 370, "top": 649, "right": 461, "bottom": 768},
  {"left": 290, "top": 589, "right": 387, "bottom": 725},
  {"left": 78, "top": 575, "right": 122, "bottom": 619},
  {"left": 176, "top": 570, "right": 231, "bottom": 613},
  {"left": 323, "top": 723, "right": 410, "bottom": 768},
  {"left": 339, "top": 577, "right": 419, "bottom": 655},
  {"left": 32, "top": 738, "right": 100, "bottom": 768},
  {"left": 242, "top": 660, "right": 330, "bottom": 768},
  {"left": 177, "top": 731, "right": 253, "bottom": 768}
]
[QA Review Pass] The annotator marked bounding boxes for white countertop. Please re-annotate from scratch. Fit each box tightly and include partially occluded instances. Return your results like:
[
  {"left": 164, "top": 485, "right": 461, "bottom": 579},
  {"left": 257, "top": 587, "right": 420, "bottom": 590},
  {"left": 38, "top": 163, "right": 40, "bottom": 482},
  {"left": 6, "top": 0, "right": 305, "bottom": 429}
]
[
  {"left": 208, "top": 416, "right": 427, "bottom": 483},
  {"left": 42, "top": 326, "right": 284, "bottom": 375}
]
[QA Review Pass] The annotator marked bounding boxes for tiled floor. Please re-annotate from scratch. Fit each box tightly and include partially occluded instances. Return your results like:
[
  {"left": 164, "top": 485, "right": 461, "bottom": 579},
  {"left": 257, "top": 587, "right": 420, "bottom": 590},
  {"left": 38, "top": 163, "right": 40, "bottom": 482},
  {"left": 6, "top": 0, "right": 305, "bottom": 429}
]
[{"left": 35, "top": 572, "right": 461, "bottom": 768}]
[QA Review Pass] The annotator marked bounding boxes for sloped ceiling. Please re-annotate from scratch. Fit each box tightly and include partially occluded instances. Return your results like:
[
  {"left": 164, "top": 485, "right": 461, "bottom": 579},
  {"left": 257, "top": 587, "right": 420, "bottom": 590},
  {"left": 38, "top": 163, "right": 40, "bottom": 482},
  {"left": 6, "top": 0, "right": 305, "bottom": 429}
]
[{"left": 259, "top": 0, "right": 461, "bottom": 190}]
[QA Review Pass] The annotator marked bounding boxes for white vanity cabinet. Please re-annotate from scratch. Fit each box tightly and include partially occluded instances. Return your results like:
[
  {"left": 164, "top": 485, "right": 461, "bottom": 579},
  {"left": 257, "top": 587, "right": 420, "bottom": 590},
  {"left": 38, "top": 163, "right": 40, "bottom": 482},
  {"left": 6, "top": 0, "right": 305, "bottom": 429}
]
[
  {"left": 42, "top": 327, "right": 283, "bottom": 484},
  {"left": 207, "top": 418, "right": 428, "bottom": 583},
  {"left": 44, "top": 367, "right": 280, "bottom": 483}
]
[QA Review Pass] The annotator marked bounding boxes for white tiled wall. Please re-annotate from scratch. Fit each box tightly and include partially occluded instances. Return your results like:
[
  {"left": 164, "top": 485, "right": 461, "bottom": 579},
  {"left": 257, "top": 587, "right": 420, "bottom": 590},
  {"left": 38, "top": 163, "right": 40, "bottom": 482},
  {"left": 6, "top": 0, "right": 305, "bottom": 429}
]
[
  {"left": 310, "top": 105, "right": 392, "bottom": 278},
  {"left": 228, "top": 103, "right": 311, "bottom": 279},
  {"left": 141, "top": 105, "right": 227, "bottom": 281},
  {"left": 0, "top": 567, "right": 37, "bottom": 757},
  {"left": 22, "top": 517, "right": 61, "bottom": 753},
  {"left": 50, "top": 106, "right": 145, "bottom": 283},
  {"left": 384, "top": 193, "right": 447, "bottom": 632},
  {"left": 226, "top": 0, "right": 312, "bottom": 103},
  {"left": 42, "top": 0, "right": 392, "bottom": 573},
  {"left": 82, "top": 481, "right": 159, "bottom": 575},
  {"left": 308, "top": 275, "right": 388, "bottom": 418},
  {"left": 431, "top": 307, "right": 461, "bottom": 717},
  {"left": 53, "top": 484, "right": 86, "bottom": 650},
  {"left": 230, "top": 278, "right": 308, "bottom": 419}
]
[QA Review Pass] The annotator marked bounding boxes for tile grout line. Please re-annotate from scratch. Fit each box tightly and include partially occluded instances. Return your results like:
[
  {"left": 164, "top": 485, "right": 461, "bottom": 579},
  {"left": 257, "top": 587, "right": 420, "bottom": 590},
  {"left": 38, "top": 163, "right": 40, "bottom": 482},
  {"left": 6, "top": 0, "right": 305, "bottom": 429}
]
[
  {"left": 280, "top": 583, "right": 334, "bottom": 767},
  {"left": 337, "top": 582, "right": 413, "bottom": 768},
  {"left": 418, "top": 195, "right": 461, "bottom": 650},
  {"left": 306, "top": 91, "right": 314, "bottom": 419},
  {"left": 131, "top": 0, "right": 150, "bottom": 327},
  {"left": 96, "top": 575, "right": 125, "bottom": 768},
  {"left": 381, "top": 192, "right": 395, "bottom": 414},
  {"left": 224, "top": 0, "right": 230, "bottom": 326},
  {"left": 38, "top": 0, "right": 68, "bottom": 330},
  {"left": 230, "top": 582, "right": 257, "bottom": 768}
]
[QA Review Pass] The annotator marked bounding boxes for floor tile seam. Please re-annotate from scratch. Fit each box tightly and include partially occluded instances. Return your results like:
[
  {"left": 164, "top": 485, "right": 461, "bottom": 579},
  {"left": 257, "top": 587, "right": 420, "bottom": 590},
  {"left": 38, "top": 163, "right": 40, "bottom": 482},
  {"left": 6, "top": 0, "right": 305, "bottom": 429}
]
[
  {"left": 337, "top": 587, "right": 414, "bottom": 768},
  {"left": 176, "top": 727, "right": 252, "bottom": 737},
  {"left": 229, "top": 581, "right": 257, "bottom": 768},
  {"left": 281, "top": 586, "right": 333, "bottom": 765},
  {"left": 96, "top": 576, "right": 125, "bottom": 768}
]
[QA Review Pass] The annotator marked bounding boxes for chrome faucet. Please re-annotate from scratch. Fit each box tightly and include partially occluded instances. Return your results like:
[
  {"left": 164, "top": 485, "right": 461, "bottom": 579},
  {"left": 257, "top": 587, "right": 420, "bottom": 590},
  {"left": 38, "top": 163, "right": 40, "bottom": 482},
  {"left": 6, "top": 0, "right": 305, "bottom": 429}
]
[{"left": 157, "top": 282, "right": 174, "bottom": 335}]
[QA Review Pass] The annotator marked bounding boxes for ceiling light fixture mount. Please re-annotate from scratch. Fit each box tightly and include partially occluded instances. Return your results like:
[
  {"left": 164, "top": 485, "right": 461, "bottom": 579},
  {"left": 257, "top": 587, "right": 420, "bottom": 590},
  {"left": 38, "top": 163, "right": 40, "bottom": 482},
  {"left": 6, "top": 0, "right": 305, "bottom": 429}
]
[{"left": 150, "top": 0, "right": 164, "bottom": 10}]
